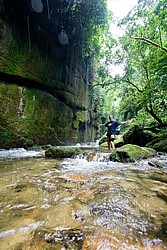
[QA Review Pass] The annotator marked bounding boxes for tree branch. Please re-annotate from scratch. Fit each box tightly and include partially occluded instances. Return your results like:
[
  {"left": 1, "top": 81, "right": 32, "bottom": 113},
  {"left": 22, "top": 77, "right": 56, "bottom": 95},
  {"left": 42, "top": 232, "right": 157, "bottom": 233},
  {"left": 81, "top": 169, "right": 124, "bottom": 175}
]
[
  {"left": 124, "top": 78, "right": 143, "bottom": 92},
  {"left": 142, "top": 123, "right": 167, "bottom": 131},
  {"left": 132, "top": 36, "right": 167, "bottom": 54},
  {"left": 146, "top": 105, "right": 164, "bottom": 125}
]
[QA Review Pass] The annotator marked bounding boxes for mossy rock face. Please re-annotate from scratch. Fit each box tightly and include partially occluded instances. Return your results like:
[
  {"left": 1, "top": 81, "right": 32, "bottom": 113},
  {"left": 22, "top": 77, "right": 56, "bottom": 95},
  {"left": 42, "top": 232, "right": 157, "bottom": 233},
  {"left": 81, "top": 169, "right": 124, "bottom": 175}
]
[
  {"left": 45, "top": 146, "right": 81, "bottom": 158},
  {"left": 146, "top": 138, "right": 167, "bottom": 152},
  {"left": 123, "top": 125, "right": 157, "bottom": 146},
  {"left": 0, "top": 14, "right": 98, "bottom": 147},
  {"left": 110, "top": 144, "right": 156, "bottom": 162}
]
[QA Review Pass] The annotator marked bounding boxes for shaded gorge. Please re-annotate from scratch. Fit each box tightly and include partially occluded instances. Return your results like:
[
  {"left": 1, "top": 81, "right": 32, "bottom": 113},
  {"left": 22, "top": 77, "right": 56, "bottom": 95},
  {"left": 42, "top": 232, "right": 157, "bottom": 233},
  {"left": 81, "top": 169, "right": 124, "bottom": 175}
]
[{"left": 0, "top": 148, "right": 166, "bottom": 249}]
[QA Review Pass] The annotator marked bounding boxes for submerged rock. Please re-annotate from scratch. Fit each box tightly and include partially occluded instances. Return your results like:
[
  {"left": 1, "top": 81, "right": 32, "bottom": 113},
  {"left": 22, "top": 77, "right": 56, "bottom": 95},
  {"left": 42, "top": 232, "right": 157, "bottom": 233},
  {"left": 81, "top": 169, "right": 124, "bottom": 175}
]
[
  {"left": 110, "top": 144, "right": 156, "bottom": 162},
  {"left": 75, "top": 189, "right": 94, "bottom": 203},
  {"left": 148, "top": 161, "right": 165, "bottom": 168},
  {"left": 81, "top": 232, "right": 164, "bottom": 250},
  {"left": 45, "top": 146, "right": 81, "bottom": 158}
]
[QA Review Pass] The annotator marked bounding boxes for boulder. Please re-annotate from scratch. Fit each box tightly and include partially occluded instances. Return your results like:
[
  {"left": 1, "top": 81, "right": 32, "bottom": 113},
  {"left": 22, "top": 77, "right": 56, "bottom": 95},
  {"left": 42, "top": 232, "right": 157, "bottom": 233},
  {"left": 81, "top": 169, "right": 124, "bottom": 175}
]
[
  {"left": 110, "top": 144, "right": 156, "bottom": 162},
  {"left": 146, "top": 138, "right": 167, "bottom": 152},
  {"left": 114, "top": 136, "right": 125, "bottom": 148},
  {"left": 45, "top": 146, "right": 81, "bottom": 158},
  {"left": 99, "top": 135, "right": 124, "bottom": 148},
  {"left": 148, "top": 160, "right": 166, "bottom": 169},
  {"left": 99, "top": 135, "right": 108, "bottom": 145},
  {"left": 123, "top": 125, "right": 157, "bottom": 146}
]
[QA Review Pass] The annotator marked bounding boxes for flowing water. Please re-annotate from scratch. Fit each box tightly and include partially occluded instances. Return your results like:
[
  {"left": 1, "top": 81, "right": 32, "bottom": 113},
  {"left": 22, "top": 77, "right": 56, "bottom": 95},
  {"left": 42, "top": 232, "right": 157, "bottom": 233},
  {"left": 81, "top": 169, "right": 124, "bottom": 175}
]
[{"left": 0, "top": 148, "right": 167, "bottom": 250}]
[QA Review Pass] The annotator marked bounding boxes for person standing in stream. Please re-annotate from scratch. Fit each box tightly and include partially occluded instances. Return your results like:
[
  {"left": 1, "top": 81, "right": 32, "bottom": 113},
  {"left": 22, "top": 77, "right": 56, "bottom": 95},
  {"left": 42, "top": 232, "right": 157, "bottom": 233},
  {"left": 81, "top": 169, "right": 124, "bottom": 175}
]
[{"left": 99, "top": 115, "right": 132, "bottom": 150}]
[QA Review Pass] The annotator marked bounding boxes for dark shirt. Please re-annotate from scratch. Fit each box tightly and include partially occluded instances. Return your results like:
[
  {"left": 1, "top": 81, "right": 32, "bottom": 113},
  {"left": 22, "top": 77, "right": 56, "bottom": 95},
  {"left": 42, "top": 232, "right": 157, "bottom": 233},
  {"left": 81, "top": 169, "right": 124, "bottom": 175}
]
[{"left": 105, "top": 120, "right": 121, "bottom": 136}]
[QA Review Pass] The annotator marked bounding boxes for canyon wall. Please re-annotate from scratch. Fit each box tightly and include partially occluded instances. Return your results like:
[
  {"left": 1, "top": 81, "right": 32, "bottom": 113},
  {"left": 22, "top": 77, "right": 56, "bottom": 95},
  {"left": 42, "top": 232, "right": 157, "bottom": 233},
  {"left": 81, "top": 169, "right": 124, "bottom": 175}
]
[{"left": 0, "top": 0, "right": 99, "bottom": 148}]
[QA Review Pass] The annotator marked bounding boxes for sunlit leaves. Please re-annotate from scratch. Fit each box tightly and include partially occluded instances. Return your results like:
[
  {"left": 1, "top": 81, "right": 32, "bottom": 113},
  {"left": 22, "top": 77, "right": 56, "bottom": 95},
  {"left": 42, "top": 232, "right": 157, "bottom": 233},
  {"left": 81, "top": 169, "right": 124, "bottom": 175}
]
[
  {"left": 126, "top": 1, "right": 166, "bottom": 124},
  {"left": 110, "top": 0, "right": 167, "bottom": 125}
]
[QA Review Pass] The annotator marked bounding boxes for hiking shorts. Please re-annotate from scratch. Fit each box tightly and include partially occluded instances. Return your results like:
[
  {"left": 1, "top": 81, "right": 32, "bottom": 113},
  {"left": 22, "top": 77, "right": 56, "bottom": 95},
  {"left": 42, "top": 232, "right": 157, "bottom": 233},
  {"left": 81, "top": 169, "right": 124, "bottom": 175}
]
[{"left": 108, "top": 134, "right": 116, "bottom": 142}]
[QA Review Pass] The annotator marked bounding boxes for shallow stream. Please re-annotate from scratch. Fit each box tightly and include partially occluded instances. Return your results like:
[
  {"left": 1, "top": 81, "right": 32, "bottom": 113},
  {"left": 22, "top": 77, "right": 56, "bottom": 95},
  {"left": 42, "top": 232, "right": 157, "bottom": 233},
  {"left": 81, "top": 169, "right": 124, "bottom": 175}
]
[{"left": 0, "top": 148, "right": 167, "bottom": 249}]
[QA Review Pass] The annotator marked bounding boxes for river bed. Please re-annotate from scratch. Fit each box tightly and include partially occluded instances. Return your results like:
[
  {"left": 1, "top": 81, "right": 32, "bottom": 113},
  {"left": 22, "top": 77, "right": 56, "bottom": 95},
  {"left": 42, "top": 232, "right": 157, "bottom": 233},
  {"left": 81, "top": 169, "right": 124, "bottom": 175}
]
[{"left": 0, "top": 148, "right": 167, "bottom": 249}]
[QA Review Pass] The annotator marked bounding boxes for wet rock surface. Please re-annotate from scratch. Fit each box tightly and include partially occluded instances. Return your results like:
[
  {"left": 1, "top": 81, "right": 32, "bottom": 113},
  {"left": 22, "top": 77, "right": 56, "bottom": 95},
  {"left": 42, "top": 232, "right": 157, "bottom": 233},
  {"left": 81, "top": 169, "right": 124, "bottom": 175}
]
[
  {"left": 110, "top": 144, "right": 157, "bottom": 162},
  {"left": 45, "top": 146, "right": 81, "bottom": 158}
]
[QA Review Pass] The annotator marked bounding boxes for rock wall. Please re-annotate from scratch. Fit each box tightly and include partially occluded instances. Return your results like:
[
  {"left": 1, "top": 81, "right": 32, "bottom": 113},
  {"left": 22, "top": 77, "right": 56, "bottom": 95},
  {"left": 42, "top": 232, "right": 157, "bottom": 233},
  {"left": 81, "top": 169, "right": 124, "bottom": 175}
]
[{"left": 0, "top": 0, "right": 98, "bottom": 148}]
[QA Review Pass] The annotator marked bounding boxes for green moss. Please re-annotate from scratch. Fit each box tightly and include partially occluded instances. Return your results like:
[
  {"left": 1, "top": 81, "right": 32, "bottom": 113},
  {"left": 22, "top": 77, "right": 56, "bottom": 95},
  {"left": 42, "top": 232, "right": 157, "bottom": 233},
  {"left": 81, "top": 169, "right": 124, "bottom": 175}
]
[
  {"left": 4, "top": 33, "right": 48, "bottom": 81},
  {"left": 4, "top": 36, "right": 28, "bottom": 75},
  {"left": 110, "top": 144, "right": 156, "bottom": 162},
  {"left": 150, "top": 139, "right": 167, "bottom": 152},
  {"left": 5, "top": 49, "right": 26, "bottom": 75},
  {"left": 99, "top": 135, "right": 124, "bottom": 148},
  {"left": 123, "top": 125, "right": 157, "bottom": 146},
  {"left": 0, "top": 21, "right": 92, "bottom": 148},
  {"left": 114, "top": 137, "right": 124, "bottom": 148},
  {"left": 0, "top": 84, "right": 20, "bottom": 116},
  {"left": 0, "top": 83, "right": 75, "bottom": 148},
  {"left": 0, "top": 84, "right": 22, "bottom": 148},
  {"left": 45, "top": 146, "right": 81, "bottom": 158},
  {"left": 99, "top": 142, "right": 108, "bottom": 148},
  {"left": 20, "top": 89, "right": 74, "bottom": 145}
]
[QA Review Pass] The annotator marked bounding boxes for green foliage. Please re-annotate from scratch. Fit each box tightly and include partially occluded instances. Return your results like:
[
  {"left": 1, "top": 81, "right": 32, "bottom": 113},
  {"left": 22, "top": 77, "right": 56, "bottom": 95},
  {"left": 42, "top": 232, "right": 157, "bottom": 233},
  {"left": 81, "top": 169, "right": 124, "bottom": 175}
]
[
  {"left": 97, "top": 0, "right": 167, "bottom": 128},
  {"left": 69, "top": 0, "right": 111, "bottom": 57}
]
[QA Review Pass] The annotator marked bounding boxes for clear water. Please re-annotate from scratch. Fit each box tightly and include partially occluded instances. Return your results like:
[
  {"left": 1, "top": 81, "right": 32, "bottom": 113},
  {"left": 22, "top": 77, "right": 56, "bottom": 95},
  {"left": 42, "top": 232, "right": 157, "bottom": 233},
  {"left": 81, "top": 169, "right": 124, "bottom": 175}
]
[{"left": 0, "top": 149, "right": 166, "bottom": 249}]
